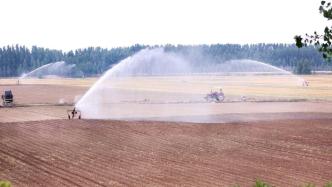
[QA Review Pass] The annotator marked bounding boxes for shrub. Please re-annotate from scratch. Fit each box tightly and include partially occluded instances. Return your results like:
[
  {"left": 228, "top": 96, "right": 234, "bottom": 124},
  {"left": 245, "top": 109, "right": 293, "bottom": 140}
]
[
  {"left": 232, "top": 180, "right": 332, "bottom": 187},
  {"left": 0, "top": 181, "right": 11, "bottom": 187},
  {"left": 294, "top": 60, "right": 312, "bottom": 74},
  {"left": 324, "top": 182, "right": 332, "bottom": 187},
  {"left": 253, "top": 179, "right": 273, "bottom": 187},
  {"left": 303, "top": 183, "right": 315, "bottom": 187}
]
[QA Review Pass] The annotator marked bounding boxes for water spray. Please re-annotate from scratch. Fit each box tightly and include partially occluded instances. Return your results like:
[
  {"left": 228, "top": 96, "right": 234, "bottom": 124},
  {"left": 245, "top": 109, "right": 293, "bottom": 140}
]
[
  {"left": 21, "top": 61, "right": 82, "bottom": 78},
  {"left": 75, "top": 48, "right": 305, "bottom": 121}
]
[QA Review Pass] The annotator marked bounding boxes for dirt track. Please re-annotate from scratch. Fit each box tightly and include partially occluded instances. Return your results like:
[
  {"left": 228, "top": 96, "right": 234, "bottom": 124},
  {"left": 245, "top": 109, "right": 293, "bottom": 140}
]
[
  {"left": 1, "top": 102, "right": 332, "bottom": 123},
  {"left": 0, "top": 119, "right": 331, "bottom": 186},
  {"left": 0, "top": 84, "right": 87, "bottom": 105}
]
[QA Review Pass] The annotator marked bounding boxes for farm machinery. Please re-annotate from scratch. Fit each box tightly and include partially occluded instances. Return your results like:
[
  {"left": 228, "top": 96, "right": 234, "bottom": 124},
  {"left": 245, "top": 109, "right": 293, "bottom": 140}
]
[
  {"left": 67, "top": 107, "right": 81, "bottom": 119},
  {"left": 204, "top": 89, "right": 225, "bottom": 103},
  {"left": 1, "top": 90, "right": 14, "bottom": 107}
]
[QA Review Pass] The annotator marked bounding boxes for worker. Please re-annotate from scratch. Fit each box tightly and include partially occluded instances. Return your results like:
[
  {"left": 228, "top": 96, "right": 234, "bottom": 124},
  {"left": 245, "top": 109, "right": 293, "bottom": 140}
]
[
  {"left": 302, "top": 80, "right": 309, "bottom": 87},
  {"left": 71, "top": 107, "right": 77, "bottom": 119}
]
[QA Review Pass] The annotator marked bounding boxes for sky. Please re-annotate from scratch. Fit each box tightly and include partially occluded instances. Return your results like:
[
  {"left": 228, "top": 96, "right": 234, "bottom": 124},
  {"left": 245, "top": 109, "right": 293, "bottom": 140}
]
[{"left": 0, "top": 0, "right": 328, "bottom": 51}]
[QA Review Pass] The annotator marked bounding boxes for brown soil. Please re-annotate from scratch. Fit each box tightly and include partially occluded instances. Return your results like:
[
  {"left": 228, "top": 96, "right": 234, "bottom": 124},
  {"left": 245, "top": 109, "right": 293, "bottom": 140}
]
[
  {"left": 0, "top": 119, "right": 332, "bottom": 186},
  {"left": 0, "top": 84, "right": 87, "bottom": 105},
  {"left": 1, "top": 78, "right": 332, "bottom": 186}
]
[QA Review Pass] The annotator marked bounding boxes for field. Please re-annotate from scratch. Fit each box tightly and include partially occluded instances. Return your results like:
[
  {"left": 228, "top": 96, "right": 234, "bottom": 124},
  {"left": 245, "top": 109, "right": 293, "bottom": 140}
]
[
  {"left": 1, "top": 75, "right": 332, "bottom": 186},
  {"left": 1, "top": 119, "right": 332, "bottom": 186}
]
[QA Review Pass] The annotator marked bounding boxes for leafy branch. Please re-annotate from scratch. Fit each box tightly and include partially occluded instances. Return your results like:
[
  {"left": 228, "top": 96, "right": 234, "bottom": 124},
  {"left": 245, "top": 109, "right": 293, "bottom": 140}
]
[{"left": 295, "top": 1, "right": 332, "bottom": 59}]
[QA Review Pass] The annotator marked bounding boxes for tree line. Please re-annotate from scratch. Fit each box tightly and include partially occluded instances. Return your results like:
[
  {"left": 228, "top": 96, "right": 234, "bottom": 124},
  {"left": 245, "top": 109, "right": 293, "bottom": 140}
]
[{"left": 0, "top": 43, "right": 329, "bottom": 77}]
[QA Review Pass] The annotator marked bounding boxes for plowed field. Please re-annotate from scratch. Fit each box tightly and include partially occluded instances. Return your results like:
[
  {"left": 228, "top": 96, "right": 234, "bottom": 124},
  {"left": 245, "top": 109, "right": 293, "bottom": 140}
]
[{"left": 0, "top": 119, "right": 332, "bottom": 186}]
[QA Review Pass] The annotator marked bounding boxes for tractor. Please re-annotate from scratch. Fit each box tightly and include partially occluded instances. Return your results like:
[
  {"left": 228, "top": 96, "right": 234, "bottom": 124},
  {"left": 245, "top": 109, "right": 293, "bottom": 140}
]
[
  {"left": 1, "top": 90, "right": 14, "bottom": 107},
  {"left": 204, "top": 89, "right": 225, "bottom": 103},
  {"left": 67, "top": 107, "right": 81, "bottom": 119}
]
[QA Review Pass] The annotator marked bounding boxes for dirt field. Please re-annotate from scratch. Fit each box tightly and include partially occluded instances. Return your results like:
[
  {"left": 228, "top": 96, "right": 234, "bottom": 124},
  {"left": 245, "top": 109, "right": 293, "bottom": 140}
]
[
  {"left": 0, "top": 84, "right": 87, "bottom": 105},
  {"left": 0, "top": 119, "right": 332, "bottom": 186},
  {"left": 1, "top": 102, "right": 332, "bottom": 123},
  {"left": 1, "top": 76, "right": 332, "bottom": 186},
  {"left": 3, "top": 74, "right": 332, "bottom": 102},
  {"left": 1, "top": 76, "right": 332, "bottom": 123}
]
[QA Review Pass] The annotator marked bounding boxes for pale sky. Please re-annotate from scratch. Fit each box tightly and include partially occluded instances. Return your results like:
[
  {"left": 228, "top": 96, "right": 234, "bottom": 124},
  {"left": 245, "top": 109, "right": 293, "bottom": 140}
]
[{"left": 0, "top": 0, "right": 328, "bottom": 51}]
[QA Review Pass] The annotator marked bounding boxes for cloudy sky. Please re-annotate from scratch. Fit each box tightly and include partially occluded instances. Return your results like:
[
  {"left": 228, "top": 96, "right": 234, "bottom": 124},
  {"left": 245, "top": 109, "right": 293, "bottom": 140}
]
[{"left": 0, "top": 0, "right": 327, "bottom": 51}]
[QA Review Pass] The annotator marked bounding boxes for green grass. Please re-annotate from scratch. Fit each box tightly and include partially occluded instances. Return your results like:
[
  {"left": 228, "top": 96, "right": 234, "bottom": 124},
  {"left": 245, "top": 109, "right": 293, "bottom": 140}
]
[
  {"left": 302, "top": 183, "right": 316, "bottom": 187},
  {"left": 253, "top": 179, "right": 273, "bottom": 187},
  {"left": 324, "top": 182, "right": 332, "bottom": 187},
  {"left": 232, "top": 179, "right": 332, "bottom": 187},
  {"left": 0, "top": 181, "right": 11, "bottom": 187}
]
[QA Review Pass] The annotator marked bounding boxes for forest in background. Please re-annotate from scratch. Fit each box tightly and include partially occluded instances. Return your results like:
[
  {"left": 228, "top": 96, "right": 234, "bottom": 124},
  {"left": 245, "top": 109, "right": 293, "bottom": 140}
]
[{"left": 0, "top": 43, "right": 329, "bottom": 77}]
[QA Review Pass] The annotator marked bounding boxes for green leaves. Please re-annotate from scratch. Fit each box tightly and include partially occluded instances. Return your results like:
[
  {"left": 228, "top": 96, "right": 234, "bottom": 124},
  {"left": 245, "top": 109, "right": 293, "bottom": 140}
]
[
  {"left": 295, "top": 35, "right": 304, "bottom": 48},
  {"left": 232, "top": 180, "right": 332, "bottom": 187},
  {"left": 303, "top": 183, "right": 316, "bottom": 187},
  {"left": 0, "top": 181, "right": 11, "bottom": 187},
  {"left": 253, "top": 179, "right": 273, "bottom": 187},
  {"left": 324, "top": 181, "right": 332, "bottom": 187},
  {"left": 295, "top": 1, "right": 332, "bottom": 60},
  {"left": 320, "top": 0, "right": 332, "bottom": 19}
]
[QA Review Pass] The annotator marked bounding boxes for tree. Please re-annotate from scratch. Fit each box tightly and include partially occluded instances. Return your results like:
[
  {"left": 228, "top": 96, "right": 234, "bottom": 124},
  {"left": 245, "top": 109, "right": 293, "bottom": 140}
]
[
  {"left": 295, "top": 60, "right": 312, "bottom": 75},
  {"left": 0, "top": 44, "right": 327, "bottom": 77},
  {"left": 295, "top": 1, "right": 332, "bottom": 59}
]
